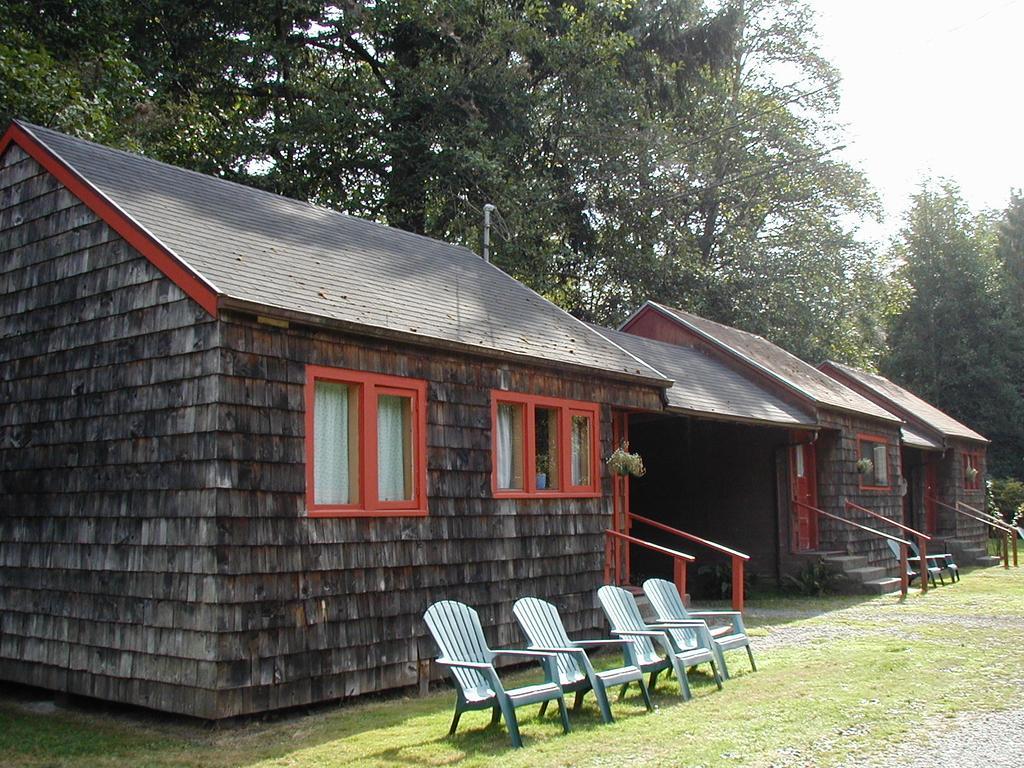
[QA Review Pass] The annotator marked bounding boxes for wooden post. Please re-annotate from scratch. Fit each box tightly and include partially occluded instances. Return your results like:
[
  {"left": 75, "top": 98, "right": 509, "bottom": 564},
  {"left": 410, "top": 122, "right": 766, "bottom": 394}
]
[
  {"left": 918, "top": 537, "right": 928, "bottom": 594},
  {"left": 899, "top": 544, "right": 908, "bottom": 598},
  {"left": 731, "top": 557, "right": 744, "bottom": 613},
  {"left": 1013, "top": 533, "right": 1018, "bottom": 568},
  {"left": 1003, "top": 532, "right": 1009, "bottom": 569},
  {"left": 604, "top": 534, "right": 612, "bottom": 585},
  {"left": 673, "top": 558, "right": 687, "bottom": 602},
  {"left": 417, "top": 659, "right": 431, "bottom": 697}
]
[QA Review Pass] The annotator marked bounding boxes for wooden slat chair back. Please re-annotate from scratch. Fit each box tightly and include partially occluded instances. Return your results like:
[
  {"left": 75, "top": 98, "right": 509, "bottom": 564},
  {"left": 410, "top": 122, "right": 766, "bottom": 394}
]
[
  {"left": 513, "top": 596, "right": 652, "bottom": 723},
  {"left": 886, "top": 539, "right": 941, "bottom": 587},
  {"left": 511, "top": 597, "right": 585, "bottom": 686},
  {"left": 423, "top": 600, "right": 571, "bottom": 749},
  {"left": 423, "top": 600, "right": 495, "bottom": 700},
  {"left": 595, "top": 586, "right": 662, "bottom": 667},
  {"left": 597, "top": 585, "right": 722, "bottom": 700},
  {"left": 643, "top": 578, "right": 756, "bottom": 679},
  {"left": 907, "top": 541, "right": 959, "bottom": 582}
]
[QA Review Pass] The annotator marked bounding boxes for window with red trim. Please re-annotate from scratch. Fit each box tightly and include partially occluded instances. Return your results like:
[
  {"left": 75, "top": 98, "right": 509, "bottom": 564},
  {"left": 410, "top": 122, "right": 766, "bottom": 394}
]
[
  {"left": 491, "top": 391, "right": 600, "bottom": 497},
  {"left": 857, "top": 434, "right": 891, "bottom": 490},
  {"left": 305, "top": 365, "right": 427, "bottom": 517},
  {"left": 963, "top": 451, "right": 982, "bottom": 490}
]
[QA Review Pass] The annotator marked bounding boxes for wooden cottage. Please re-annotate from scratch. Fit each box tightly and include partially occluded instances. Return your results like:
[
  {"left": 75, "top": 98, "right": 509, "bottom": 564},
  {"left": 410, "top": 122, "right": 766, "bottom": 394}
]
[
  {"left": 0, "top": 121, "right": 673, "bottom": 718},
  {"left": 606, "top": 302, "right": 912, "bottom": 592},
  {"left": 818, "top": 361, "right": 992, "bottom": 564}
]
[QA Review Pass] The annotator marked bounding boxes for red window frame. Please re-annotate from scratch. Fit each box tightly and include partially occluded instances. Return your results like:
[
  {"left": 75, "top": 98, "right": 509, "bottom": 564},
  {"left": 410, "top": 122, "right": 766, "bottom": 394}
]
[
  {"left": 490, "top": 391, "right": 601, "bottom": 499},
  {"left": 305, "top": 365, "right": 428, "bottom": 518},
  {"left": 963, "top": 451, "right": 983, "bottom": 490},
  {"left": 856, "top": 433, "right": 892, "bottom": 491}
]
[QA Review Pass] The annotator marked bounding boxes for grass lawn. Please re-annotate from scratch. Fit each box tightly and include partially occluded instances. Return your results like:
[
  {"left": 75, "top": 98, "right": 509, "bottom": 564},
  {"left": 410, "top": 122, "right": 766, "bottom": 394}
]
[{"left": 1, "top": 566, "right": 1022, "bottom": 768}]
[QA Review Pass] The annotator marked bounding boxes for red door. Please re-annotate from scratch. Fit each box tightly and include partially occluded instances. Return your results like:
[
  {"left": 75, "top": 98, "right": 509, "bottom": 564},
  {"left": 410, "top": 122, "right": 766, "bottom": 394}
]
[
  {"left": 924, "top": 461, "right": 938, "bottom": 533},
  {"left": 791, "top": 441, "right": 818, "bottom": 551}
]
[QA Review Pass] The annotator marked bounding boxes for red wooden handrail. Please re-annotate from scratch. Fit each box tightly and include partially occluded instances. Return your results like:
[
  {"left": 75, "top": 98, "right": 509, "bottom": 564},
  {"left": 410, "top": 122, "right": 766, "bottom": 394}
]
[
  {"left": 605, "top": 529, "right": 694, "bottom": 601},
  {"left": 628, "top": 512, "right": 750, "bottom": 612},
  {"left": 792, "top": 499, "right": 917, "bottom": 597},
  {"left": 958, "top": 501, "right": 1018, "bottom": 567},
  {"left": 845, "top": 500, "right": 932, "bottom": 593},
  {"left": 928, "top": 498, "right": 1018, "bottom": 569}
]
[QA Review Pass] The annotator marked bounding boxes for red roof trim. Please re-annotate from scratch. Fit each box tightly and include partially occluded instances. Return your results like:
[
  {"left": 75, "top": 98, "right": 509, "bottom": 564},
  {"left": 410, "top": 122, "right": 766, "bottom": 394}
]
[{"left": 0, "top": 122, "right": 219, "bottom": 317}]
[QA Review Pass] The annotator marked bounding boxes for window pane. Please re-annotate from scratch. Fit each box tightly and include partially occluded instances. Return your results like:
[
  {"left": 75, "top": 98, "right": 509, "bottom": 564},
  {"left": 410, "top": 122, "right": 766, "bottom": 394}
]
[
  {"left": 314, "top": 381, "right": 357, "bottom": 504},
  {"left": 378, "top": 394, "right": 413, "bottom": 501},
  {"left": 535, "top": 407, "right": 560, "bottom": 490},
  {"left": 571, "top": 414, "right": 592, "bottom": 486},
  {"left": 496, "top": 403, "right": 525, "bottom": 490},
  {"left": 795, "top": 445, "right": 805, "bottom": 478}
]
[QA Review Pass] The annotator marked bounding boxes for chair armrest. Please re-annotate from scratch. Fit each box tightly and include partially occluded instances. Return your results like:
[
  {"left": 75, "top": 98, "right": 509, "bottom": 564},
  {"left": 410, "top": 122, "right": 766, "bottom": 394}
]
[
  {"left": 436, "top": 658, "right": 493, "bottom": 671},
  {"left": 572, "top": 638, "right": 632, "bottom": 647},
  {"left": 612, "top": 629, "right": 671, "bottom": 638},
  {"left": 649, "top": 620, "right": 710, "bottom": 628},
  {"left": 686, "top": 610, "right": 747, "bottom": 634},
  {"left": 492, "top": 649, "right": 557, "bottom": 660},
  {"left": 528, "top": 645, "right": 588, "bottom": 656}
]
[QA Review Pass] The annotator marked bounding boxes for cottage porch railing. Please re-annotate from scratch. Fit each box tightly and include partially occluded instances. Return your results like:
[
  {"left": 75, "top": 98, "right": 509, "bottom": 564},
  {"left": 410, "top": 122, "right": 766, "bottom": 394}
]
[
  {"left": 927, "top": 497, "right": 1018, "bottom": 568},
  {"left": 626, "top": 512, "right": 750, "bottom": 612},
  {"left": 844, "top": 500, "right": 932, "bottom": 593},
  {"left": 792, "top": 498, "right": 917, "bottom": 597},
  {"left": 958, "top": 501, "right": 1018, "bottom": 568},
  {"left": 604, "top": 529, "right": 695, "bottom": 601}
]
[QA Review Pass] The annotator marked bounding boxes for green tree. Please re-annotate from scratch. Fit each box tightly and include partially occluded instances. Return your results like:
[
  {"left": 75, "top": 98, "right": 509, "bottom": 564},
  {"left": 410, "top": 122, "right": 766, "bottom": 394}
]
[{"left": 882, "top": 181, "right": 1024, "bottom": 478}]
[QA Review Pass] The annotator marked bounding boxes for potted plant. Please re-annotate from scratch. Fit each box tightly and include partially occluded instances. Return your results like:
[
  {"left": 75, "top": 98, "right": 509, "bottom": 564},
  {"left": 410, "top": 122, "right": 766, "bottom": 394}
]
[
  {"left": 606, "top": 441, "right": 646, "bottom": 478},
  {"left": 536, "top": 454, "right": 550, "bottom": 489},
  {"left": 856, "top": 457, "right": 873, "bottom": 475}
]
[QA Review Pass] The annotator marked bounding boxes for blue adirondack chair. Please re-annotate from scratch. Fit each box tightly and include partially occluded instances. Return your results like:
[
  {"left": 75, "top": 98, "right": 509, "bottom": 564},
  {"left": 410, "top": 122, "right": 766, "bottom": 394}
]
[
  {"left": 642, "top": 578, "right": 756, "bottom": 679},
  {"left": 512, "top": 596, "right": 653, "bottom": 724},
  {"left": 908, "top": 541, "right": 959, "bottom": 582},
  {"left": 597, "top": 585, "right": 722, "bottom": 701},
  {"left": 887, "top": 539, "right": 942, "bottom": 586},
  {"left": 423, "top": 600, "right": 571, "bottom": 748}
]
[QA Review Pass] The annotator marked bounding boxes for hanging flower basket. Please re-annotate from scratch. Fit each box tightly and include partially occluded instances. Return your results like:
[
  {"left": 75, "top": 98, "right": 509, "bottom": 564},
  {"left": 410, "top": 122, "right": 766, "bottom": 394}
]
[
  {"left": 606, "top": 441, "right": 646, "bottom": 478},
  {"left": 965, "top": 466, "right": 979, "bottom": 482},
  {"left": 856, "top": 457, "right": 874, "bottom": 475}
]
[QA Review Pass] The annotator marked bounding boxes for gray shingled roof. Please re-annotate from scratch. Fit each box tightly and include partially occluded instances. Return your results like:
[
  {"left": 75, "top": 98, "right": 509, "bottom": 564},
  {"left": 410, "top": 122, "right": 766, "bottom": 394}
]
[
  {"left": 592, "top": 325, "right": 816, "bottom": 428},
  {"left": 19, "top": 122, "right": 668, "bottom": 385},
  {"left": 636, "top": 302, "right": 899, "bottom": 423},
  {"left": 821, "top": 360, "right": 987, "bottom": 444},
  {"left": 901, "top": 425, "right": 943, "bottom": 451}
]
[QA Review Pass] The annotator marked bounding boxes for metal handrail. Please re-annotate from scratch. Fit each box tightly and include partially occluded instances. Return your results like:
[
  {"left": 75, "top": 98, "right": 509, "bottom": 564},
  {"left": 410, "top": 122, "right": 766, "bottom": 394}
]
[
  {"left": 604, "top": 529, "right": 694, "bottom": 601},
  {"left": 628, "top": 512, "right": 750, "bottom": 612},
  {"left": 792, "top": 499, "right": 917, "bottom": 597},
  {"left": 845, "top": 500, "right": 932, "bottom": 593}
]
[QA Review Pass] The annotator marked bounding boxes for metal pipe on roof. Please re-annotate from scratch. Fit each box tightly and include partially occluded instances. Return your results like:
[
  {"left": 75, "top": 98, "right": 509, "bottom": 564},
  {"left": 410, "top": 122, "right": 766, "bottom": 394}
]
[{"left": 482, "top": 203, "right": 496, "bottom": 262}]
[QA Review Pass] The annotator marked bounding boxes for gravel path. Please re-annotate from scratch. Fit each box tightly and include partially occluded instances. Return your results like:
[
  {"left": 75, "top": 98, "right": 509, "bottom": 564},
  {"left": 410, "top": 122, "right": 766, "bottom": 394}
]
[
  {"left": 747, "top": 604, "right": 1024, "bottom": 768},
  {"left": 840, "top": 706, "right": 1024, "bottom": 768}
]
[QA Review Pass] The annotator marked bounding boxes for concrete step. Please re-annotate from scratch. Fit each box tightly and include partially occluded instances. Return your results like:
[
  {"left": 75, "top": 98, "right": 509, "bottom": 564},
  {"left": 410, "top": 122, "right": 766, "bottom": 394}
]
[
  {"left": 824, "top": 554, "right": 870, "bottom": 573},
  {"left": 863, "top": 577, "right": 904, "bottom": 594},
  {"left": 974, "top": 555, "right": 1003, "bottom": 566},
  {"left": 845, "top": 566, "right": 889, "bottom": 582}
]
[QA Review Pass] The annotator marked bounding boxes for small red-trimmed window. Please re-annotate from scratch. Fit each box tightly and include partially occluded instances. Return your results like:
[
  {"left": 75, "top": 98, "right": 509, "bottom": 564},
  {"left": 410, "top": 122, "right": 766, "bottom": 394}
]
[
  {"left": 857, "top": 434, "right": 891, "bottom": 490},
  {"left": 492, "top": 392, "right": 600, "bottom": 497},
  {"left": 963, "top": 451, "right": 982, "bottom": 490},
  {"left": 305, "top": 365, "right": 427, "bottom": 517}
]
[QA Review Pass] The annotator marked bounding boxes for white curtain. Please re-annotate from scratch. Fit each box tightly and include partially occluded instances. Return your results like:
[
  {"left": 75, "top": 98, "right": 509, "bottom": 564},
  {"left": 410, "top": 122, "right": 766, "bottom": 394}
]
[
  {"left": 497, "top": 404, "right": 514, "bottom": 489},
  {"left": 314, "top": 381, "right": 350, "bottom": 504},
  {"left": 571, "top": 415, "right": 591, "bottom": 486},
  {"left": 873, "top": 443, "right": 887, "bottom": 484},
  {"left": 378, "top": 395, "right": 410, "bottom": 501}
]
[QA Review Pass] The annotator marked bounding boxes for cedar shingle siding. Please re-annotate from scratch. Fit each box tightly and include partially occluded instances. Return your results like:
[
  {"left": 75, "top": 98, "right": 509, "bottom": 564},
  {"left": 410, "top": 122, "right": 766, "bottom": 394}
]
[{"left": 0, "top": 143, "right": 663, "bottom": 717}]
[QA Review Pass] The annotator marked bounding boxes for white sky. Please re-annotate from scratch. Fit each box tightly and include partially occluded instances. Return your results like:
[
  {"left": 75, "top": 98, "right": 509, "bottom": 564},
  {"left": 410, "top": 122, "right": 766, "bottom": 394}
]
[{"left": 805, "top": 0, "right": 1024, "bottom": 241}]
